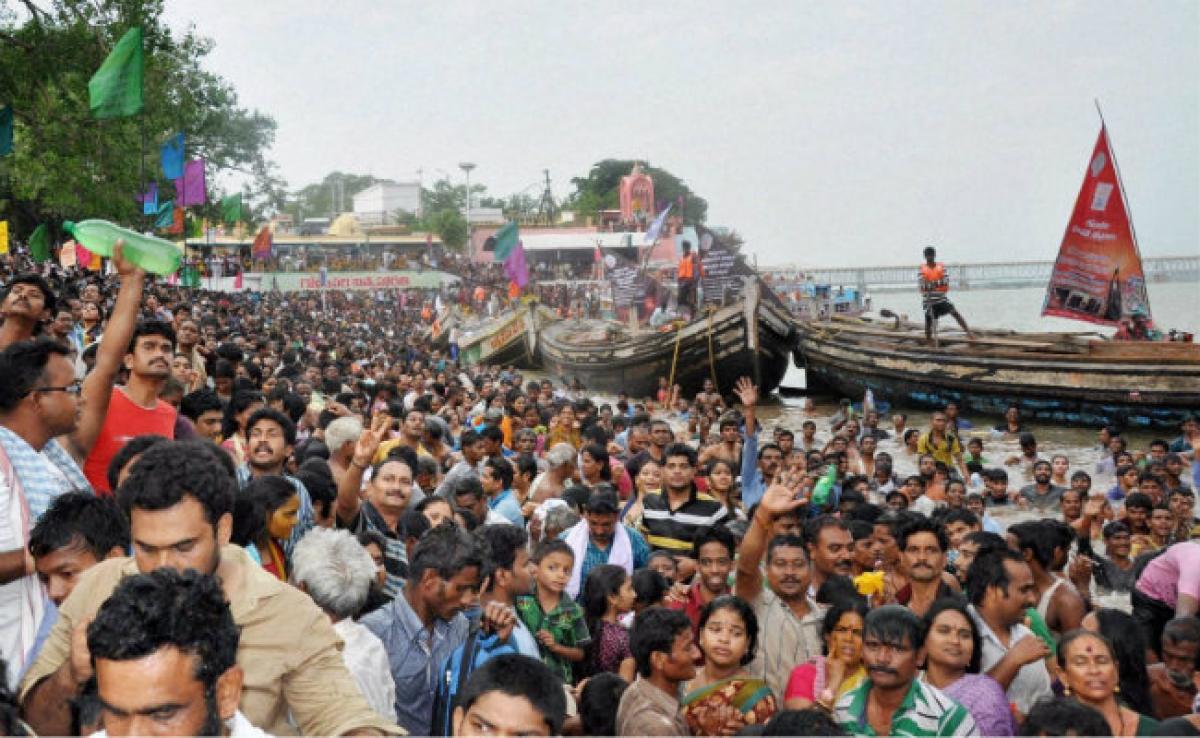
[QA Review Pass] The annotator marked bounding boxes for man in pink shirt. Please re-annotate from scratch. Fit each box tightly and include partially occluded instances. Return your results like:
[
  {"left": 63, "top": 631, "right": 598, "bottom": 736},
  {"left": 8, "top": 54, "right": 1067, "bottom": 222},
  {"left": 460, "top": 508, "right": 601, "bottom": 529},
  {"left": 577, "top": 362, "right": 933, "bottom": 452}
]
[{"left": 1134, "top": 541, "right": 1200, "bottom": 658}]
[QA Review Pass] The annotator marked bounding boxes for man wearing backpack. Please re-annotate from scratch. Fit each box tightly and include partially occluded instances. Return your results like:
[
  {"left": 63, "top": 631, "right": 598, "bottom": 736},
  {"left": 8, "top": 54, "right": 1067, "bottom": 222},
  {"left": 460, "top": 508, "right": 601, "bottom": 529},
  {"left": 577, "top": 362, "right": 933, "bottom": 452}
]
[
  {"left": 362, "top": 525, "right": 515, "bottom": 736},
  {"left": 431, "top": 525, "right": 540, "bottom": 736}
]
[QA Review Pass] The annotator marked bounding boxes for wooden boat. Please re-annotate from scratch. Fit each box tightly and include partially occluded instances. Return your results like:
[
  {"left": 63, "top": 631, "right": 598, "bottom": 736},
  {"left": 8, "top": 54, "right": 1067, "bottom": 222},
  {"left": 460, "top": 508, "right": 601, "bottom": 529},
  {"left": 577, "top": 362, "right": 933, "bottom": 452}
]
[
  {"left": 457, "top": 301, "right": 551, "bottom": 369},
  {"left": 794, "top": 314, "right": 1200, "bottom": 428},
  {"left": 794, "top": 117, "right": 1200, "bottom": 428},
  {"left": 536, "top": 280, "right": 795, "bottom": 398}
]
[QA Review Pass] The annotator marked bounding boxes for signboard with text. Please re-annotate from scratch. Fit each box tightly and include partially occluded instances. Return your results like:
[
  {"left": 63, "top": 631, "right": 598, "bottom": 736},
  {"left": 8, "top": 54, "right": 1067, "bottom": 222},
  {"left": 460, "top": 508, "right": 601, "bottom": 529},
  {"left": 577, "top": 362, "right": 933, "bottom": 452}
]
[{"left": 245, "top": 270, "right": 457, "bottom": 292}]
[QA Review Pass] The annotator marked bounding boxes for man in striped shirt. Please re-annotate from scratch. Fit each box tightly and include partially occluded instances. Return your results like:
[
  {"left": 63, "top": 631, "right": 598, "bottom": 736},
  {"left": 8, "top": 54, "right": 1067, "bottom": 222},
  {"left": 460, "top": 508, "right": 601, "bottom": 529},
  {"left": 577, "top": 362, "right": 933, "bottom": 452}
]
[
  {"left": 835, "top": 605, "right": 979, "bottom": 737},
  {"left": 640, "top": 443, "right": 728, "bottom": 559}
]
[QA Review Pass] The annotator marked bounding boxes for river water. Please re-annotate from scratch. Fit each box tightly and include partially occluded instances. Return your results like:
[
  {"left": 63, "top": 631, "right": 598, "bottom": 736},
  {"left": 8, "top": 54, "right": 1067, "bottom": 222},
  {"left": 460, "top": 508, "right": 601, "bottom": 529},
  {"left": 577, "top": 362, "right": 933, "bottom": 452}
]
[{"left": 872, "top": 281, "right": 1200, "bottom": 335}]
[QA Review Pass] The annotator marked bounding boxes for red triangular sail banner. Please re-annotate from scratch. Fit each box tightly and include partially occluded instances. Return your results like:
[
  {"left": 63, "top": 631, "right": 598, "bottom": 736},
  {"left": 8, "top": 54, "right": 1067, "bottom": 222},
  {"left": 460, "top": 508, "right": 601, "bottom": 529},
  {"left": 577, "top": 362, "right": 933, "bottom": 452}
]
[{"left": 1042, "top": 125, "right": 1151, "bottom": 326}]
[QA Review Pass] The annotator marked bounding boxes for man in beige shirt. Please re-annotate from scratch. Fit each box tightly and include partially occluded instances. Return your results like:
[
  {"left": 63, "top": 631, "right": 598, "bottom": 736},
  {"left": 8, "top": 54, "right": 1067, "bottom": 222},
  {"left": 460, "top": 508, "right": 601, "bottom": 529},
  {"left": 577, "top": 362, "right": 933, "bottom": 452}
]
[
  {"left": 20, "top": 440, "right": 399, "bottom": 737},
  {"left": 616, "top": 608, "right": 698, "bottom": 736},
  {"left": 735, "top": 479, "right": 824, "bottom": 698}
]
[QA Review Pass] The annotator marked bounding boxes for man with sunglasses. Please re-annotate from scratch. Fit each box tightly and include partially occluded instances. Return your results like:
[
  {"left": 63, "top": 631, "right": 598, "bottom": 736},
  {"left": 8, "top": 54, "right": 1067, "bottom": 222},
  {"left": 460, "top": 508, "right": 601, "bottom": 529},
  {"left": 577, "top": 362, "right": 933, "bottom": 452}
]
[
  {"left": 834, "top": 605, "right": 979, "bottom": 736},
  {"left": 0, "top": 246, "right": 144, "bottom": 691}
]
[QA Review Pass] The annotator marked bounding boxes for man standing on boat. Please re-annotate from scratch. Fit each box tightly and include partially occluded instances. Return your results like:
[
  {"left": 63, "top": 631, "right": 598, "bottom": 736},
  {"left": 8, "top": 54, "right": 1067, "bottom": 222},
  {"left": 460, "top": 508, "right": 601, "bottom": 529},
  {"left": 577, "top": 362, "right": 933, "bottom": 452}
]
[
  {"left": 676, "top": 240, "right": 701, "bottom": 320},
  {"left": 919, "top": 246, "right": 972, "bottom": 343}
]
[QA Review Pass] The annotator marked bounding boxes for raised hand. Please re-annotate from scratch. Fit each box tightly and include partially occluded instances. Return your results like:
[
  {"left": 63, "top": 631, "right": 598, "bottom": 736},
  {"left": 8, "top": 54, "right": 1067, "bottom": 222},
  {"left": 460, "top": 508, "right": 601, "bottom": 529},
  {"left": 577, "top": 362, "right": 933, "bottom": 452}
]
[
  {"left": 353, "top": 413, "right": 390, "bottom": 467},
  {"left": 757, "top": 471, "right": 808, "bottom": 519},
  {"left": 734, "top": 376, "right": 758, "bottom": 408}
]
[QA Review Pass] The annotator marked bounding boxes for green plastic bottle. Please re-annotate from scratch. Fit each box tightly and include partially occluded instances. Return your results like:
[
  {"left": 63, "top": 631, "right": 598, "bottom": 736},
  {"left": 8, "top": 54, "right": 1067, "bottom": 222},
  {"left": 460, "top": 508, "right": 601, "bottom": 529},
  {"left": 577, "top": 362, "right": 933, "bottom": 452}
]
[
  {"left": 811, "top": 463, "right": 837, "bottom": 507},
  {"left": 1024, "top": 607, "right": 1056, "bottom": 655},
  {"left": 63, "top": 219, "right": 181, "bottom": 276}
]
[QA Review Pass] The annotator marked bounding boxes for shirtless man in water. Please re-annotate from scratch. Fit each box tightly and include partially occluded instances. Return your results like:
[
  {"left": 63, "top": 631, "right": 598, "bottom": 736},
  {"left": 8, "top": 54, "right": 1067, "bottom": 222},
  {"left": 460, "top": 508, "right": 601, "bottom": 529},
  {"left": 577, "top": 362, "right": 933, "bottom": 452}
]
[
  {"left": 693, "top": 379, "right": 725, "bottom": 417},
  {"left": 699, "top": 416, "right": 742, "bottom": 466}
]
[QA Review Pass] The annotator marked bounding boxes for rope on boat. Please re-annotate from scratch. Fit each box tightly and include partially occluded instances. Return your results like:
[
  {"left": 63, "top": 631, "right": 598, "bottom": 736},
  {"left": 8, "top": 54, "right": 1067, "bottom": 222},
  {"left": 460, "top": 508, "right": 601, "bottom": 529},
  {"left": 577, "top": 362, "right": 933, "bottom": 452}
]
[
  {"left": 706, "top": 308, "right": 720, "bottom": 393},
  {"left": 667, "top": 321, "right": 686, "bottom": 390}
]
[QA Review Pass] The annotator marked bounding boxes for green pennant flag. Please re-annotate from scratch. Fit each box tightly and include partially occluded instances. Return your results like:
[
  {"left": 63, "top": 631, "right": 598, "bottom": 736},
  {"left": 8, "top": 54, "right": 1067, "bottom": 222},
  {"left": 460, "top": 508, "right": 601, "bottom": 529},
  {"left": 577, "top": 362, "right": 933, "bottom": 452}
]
[
  {"left": 28, "top": 224, "right": 50, "bottom": 263},
  {"left": 220, "top": 193, "right": 242, "bottom": 224},
  {"left": 490, "top": 220, "right": 519, "bottom": 261},
  {"left": 154, "top": 200, "right": 175, "bottom": 229},
  {"left": 185, "top": 216, "right": 203, "bottom": 239},
  {"left": 88, "top": 27, "right": 144, "bottom": 119},
  {"left": 0, "top": 104, "right": 12, "bottom": 156},
  {"left": 182, "top": 264, "right": 200, "bottom": 288}
]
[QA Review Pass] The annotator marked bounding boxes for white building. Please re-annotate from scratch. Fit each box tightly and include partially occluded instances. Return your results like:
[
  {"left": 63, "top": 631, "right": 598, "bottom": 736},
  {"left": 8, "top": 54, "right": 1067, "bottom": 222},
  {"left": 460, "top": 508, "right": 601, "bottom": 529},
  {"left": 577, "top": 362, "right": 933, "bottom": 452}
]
[{"left": 352, "top": 181, "right": 421, "bottom": 225}]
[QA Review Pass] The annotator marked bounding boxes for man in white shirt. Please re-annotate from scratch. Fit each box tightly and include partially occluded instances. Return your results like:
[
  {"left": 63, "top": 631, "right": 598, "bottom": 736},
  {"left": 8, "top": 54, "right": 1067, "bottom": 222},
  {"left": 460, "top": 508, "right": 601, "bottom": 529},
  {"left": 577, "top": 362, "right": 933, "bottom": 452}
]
[
  {"left": 966, "top": 548, "right": 1053, "bottom": 717},
  {"left": 290, "top": 527, "right": 397, "bottom": 720}
]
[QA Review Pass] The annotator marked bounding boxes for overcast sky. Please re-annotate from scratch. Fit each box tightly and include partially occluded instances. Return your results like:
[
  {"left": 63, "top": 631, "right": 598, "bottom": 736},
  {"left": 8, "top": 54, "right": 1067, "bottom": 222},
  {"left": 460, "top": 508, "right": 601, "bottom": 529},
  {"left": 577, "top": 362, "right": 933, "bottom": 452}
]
[{"left": 163, "top": 1, "right": 1198, "bottom": 268}]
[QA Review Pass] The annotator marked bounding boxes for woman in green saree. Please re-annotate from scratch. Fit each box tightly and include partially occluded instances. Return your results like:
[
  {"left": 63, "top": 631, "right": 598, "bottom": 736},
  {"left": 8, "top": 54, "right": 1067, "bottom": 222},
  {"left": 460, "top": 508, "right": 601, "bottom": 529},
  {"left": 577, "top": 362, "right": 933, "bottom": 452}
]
[{"left": 681, "top": 595, "right": 777, "bottom": 736}]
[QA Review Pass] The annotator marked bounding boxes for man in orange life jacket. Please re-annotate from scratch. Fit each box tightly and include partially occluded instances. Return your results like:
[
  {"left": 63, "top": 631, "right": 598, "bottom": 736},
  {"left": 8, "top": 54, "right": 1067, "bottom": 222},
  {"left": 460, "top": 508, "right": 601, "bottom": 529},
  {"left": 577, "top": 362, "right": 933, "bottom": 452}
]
[
  {"left": 677, "top": 241, "right": 700, "bottom": 319},
  {"left": 919, "top": 246, "right": 972, "bottom": 342}
]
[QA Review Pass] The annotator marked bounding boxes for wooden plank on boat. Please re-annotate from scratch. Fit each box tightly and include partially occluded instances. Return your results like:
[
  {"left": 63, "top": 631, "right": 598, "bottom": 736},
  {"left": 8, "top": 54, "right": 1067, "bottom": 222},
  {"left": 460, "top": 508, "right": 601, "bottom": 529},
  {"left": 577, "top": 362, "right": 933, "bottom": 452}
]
[
  {"left": 1085, "top": 340, "right": 1200, "bottom": 362},
  {"left": 805, "top": 321, "right": 1074, "bottom": 351}
]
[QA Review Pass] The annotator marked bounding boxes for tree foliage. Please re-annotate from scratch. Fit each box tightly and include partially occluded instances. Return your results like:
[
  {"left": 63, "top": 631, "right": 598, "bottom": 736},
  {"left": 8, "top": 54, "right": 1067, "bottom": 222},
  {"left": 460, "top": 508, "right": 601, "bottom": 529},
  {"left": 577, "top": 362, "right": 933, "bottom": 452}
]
[
  {"left": 563, "top": 159, "right": 708, "bottom": 225},
  {"left": 431, "top": 208, "right": 468, "bottom": 252},
  {"left": 0, "top": 0, "right": 279, "bottom": 241},
  {"left": 285, "top": 171, "right": 380, "bottom": 223}
]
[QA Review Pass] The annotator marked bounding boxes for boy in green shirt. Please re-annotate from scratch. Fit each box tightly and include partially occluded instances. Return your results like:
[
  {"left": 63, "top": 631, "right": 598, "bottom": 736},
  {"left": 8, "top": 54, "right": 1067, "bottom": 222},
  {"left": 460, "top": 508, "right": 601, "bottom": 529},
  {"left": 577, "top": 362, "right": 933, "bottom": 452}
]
[{"left": 514, "top": 540, "right": 589, "bottom": 683}]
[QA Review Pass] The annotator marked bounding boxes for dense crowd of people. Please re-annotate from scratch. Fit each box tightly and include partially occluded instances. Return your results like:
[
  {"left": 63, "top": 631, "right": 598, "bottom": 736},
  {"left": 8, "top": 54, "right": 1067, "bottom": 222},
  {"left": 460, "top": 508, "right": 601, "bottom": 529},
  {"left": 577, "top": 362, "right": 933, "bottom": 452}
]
[{"left": 0, "top": 244, "right": 1199, "bottom": 737}]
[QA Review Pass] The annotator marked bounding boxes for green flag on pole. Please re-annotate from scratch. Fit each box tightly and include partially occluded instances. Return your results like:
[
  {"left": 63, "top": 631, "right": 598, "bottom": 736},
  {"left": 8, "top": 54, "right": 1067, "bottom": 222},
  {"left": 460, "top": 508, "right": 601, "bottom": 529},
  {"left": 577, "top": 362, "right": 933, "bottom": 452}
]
[
  {"left": 88, "top": 27, "right": 144, "bottom": 119},
  {"left": 220, "top": 193, "right": 243, "bottom": 224},
  {"left": 490, "top": 220, "right": 519, "bottom": 261},
  {"left": 0, "top": 104, "right": 12, "bottom": 156},
  {"left": 28, "top": 224, "right": 50, "bottom": 263}
]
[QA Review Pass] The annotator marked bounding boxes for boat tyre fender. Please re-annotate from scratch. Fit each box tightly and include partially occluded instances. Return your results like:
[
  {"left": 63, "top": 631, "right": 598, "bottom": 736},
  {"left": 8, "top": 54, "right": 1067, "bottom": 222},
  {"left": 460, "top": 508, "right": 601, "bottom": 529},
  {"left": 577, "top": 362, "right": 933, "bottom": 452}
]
[{"left": 878, "top": 309, "right": 902, "bottom": 331}]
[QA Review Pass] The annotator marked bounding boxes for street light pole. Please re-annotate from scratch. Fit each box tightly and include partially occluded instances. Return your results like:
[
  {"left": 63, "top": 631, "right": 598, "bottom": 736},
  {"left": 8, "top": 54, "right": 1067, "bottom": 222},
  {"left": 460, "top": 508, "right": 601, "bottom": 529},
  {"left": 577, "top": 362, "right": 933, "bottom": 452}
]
[{"left": 459, "top": 161, "right": 476, "bottom": 256}]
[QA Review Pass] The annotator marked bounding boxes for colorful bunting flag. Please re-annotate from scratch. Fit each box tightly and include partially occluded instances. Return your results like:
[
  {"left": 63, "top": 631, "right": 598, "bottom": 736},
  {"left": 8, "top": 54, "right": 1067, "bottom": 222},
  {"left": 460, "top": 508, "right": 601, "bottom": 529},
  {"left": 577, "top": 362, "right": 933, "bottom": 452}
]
[
  {"left": 173, "top": 159, "right": 206, "bottom": 207},
  {"left": 88, "top": 27, "right": 144, "bottom": 119},
  {"left": 503, "top": 239, "right": 529, "bottom": 289},
  {"left": 490, "top": 221, "right": 519, "bottom": 261},
  {"left": 220, "top": 193, "right": 243, "bottom": 224},
  {"left": 161, "top": 133, "right": 185, "bottom": 179},
  {"left": 181, "top": 264, "right": 200, "bottom": 288},
  {"left": 0, "top": 104, "right": 12, "bottom": 156},
  {"left": 489, "top": 222, "right": 528, "bottom": 290},
  {"left": 169, "top": 207, "right": 184, "bottom": 235},
  {"left": 251, "top": 226, "right": 273, "bottom": 260},
  {"left": 0, "top": 221, "right": 8, "bottom": 254},
  {"left": 154, "top": 200, "right": 175, "bottom": 229},
  {"left": 137, "top": 182, "right": 158, "bottom": 215},
  {"left": 28, "top": 224, "right": 50, "bottom": 263},
  {"left": 644, "top": 203, "right": 673, "bottom": 244},
  {"left": 75, "top": 242, "right": 92, "bottom": 267}
]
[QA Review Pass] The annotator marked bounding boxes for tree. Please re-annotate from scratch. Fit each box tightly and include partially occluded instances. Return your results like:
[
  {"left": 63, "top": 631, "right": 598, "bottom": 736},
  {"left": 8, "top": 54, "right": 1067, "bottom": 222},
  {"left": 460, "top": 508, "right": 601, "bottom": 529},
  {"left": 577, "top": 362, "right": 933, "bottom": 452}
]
[
  {"left": 0, "top": 0, "right": 280, "bottom": 241},
  {"left": 563, "top": 159, "right": 709, "bottom": 225},
  {"left": 285, "top": 172, "right": 380, "bottom": 223},
  {"left": 431, "top": 208, "right": 468, "bottom": 252}
]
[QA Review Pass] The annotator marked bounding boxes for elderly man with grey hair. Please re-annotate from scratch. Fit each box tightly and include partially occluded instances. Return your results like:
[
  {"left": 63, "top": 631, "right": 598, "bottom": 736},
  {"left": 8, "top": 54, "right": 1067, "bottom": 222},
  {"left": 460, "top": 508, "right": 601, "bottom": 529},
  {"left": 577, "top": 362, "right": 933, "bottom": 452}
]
[
  {"left": 530, "top": 442, "right": 578, "bottom": 503},
  {"left": 292, "top": 527, "right": 397, "bottom": 721},
  {"left": 324, "top": 415, "right": 364, "bottom": 486}
]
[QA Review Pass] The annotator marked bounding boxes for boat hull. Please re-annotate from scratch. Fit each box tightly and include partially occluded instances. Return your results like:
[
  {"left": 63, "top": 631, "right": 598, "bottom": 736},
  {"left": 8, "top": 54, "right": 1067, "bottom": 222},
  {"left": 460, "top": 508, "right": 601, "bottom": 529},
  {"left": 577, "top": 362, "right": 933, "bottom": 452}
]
[
  {"left": 793, "top": 320, "right": 1200, "bottom": 428},
  {"left": 537, "top": 297, "right": 793, "bottom": 398},
  {"left": 458, "top": 304, "right": 543, "bottom": 370}
]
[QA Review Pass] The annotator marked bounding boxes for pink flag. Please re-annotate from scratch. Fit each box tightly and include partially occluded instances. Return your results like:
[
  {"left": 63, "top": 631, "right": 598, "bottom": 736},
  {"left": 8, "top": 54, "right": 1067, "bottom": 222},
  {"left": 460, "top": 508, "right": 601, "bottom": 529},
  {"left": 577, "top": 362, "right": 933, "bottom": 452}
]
[
  {"left": 173, "top": 158, "right": 207, "bottom": 206},
  {"left": 75, "top": 242, "right": 93, "bottom": 266},
  {"left": 503, "top": 239, "right": 529, "bottom": 289},
  {"left": 234, "top": 270, "right": 243, "bottom": 289}
]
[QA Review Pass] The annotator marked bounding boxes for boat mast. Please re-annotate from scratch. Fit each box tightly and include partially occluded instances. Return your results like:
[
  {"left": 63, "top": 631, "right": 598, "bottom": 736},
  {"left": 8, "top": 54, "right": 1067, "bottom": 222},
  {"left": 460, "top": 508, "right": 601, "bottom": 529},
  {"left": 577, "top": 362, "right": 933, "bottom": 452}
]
[{"left": 1094, "top": 99, "right": 1152, "bottom": 317}]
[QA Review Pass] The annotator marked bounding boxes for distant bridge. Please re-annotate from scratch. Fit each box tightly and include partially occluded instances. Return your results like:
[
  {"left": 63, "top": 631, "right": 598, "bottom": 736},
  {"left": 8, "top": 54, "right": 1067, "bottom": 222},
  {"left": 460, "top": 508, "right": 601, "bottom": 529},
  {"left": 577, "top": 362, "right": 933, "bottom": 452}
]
[{"left": 763, "top": 255, "right": 1200, "bottom": 292}]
